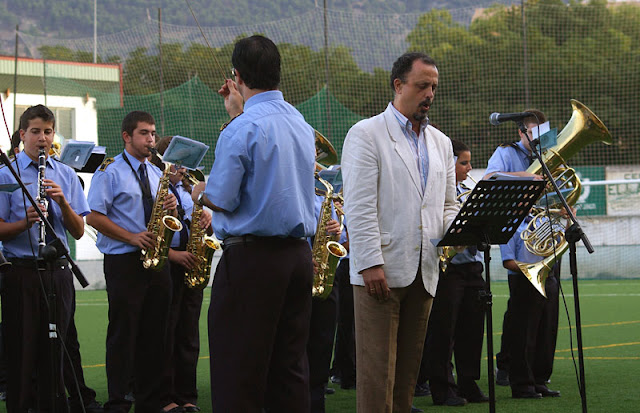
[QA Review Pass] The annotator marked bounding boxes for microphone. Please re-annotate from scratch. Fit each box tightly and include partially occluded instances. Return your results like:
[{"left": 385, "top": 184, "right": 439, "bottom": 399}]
[{"left": 489, "top": 111, "right": 534, "bottom": 126}]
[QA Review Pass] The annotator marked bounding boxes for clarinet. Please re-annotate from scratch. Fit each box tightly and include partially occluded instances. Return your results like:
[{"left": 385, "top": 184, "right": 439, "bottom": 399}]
[{"left": 37, "top": 148, "right": 48, "bottom": 253}]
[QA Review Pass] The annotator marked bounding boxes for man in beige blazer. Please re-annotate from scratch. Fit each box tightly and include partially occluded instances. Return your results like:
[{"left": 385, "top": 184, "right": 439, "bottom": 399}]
[{"left": 342, "top": 52, "right": 459, "bottom": 413}]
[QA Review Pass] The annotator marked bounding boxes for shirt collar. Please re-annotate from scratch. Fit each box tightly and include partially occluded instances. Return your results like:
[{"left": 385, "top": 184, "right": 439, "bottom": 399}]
[
  {"left": 123, "top": 148, "right": 147, "bottom": 171},
  {"left": 516, "top": 140, "right": 531, "bottom": 155},
  {"left": 388, "top": 102, "right": 429, "bottom": 134},
  {"left": 244, "top": 90, "right": 284, "bottom": 112},
  {"left": 17, "top": 150, "right": 56, "bottom": 171}
]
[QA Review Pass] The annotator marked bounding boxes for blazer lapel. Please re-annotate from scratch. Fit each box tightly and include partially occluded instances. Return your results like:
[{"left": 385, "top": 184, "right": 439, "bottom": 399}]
[
  {"left": 383, "top": 108, "right": 422, "bottom": 195},
  {"left": 422, "top": 127, "right": 437, "bottom": 200}
]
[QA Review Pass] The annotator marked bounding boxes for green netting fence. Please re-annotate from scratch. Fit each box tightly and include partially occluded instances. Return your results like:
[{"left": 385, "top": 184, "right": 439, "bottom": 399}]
[{"left": 7, "top": 0, "right": 640, "bottom": 278}]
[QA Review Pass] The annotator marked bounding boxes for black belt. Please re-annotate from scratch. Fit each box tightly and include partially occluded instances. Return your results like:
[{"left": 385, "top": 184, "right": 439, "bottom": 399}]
[
  {"left": 223, "top": 235, "right": 305, "bottom": 250},
  {"left": 9, "top": 257, "right": 69, "bottom": 268}
]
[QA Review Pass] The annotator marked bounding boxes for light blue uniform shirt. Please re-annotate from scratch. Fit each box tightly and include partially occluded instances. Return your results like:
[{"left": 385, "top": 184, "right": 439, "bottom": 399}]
[
  {"left": 499, "top": 217, "right": 539, "bottom": 276},
  {"left": 388, "top": 103, "right": 429, "bottom": 192},
  {"left": 205, "top": 90, "right": 316, "bottom": 240},
  {"left": 0, "top": 151, "right": 90, "bottom": 259},
  {"left": 487, "top": 141, "right": 534, "bottom": 261},
  {"left": 485, "top": 141, "right": 531, "bottom": 176},
  {"left": 170, "top": 182, "right": 193, "bottom": 249},
  {"left": 87, "top": 149, "right": 163, "bottom": 254}
]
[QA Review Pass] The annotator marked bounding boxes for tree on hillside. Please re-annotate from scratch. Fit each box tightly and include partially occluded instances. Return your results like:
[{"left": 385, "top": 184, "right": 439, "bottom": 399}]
[{"left": 405, "top": 0, "right": 640, "bottom": 165}]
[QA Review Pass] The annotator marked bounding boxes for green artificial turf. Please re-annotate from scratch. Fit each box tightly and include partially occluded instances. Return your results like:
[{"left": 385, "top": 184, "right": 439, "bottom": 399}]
[{"left": 2, "top": 279, "right": 638, "bottom": 412}]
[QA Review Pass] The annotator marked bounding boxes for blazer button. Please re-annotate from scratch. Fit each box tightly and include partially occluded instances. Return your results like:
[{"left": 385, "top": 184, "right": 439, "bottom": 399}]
[
  {"left": 418, "top": 225, "right": 423, "bottom": 230},
  {"left": 415, "top": 246, "right": 420, "bottom": 251}
]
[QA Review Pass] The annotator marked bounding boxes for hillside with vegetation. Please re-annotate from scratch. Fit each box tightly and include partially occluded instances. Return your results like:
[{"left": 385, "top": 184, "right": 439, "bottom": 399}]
[{"left": 2, "top": 0, "right": 517, "bottom": 41}]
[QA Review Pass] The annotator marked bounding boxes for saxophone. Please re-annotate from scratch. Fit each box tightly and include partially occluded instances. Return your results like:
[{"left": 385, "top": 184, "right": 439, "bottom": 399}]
[
  {"left": 312, "top": 174, "right": 347, "bottom": 299},
  {"left": 141, "top": 158, "right": 183, "bottom": 270},
  {"left": 184, "top": 171, "right": 221, "bottom": 289}
]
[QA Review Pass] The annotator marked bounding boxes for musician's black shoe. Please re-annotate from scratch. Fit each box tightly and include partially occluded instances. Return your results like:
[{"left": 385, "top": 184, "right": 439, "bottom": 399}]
[
  {"left": 459, "top": 381, "right": 488, "bottom": 403},
  {"left": 325, "top": 387, "right": 336, "bottom": 395},
  {"left": 434, "top": 396, "right": 468, "bottom": 406},
  {"left": 161, "top": 407, "right": 185, "bottom": 413},
  {"left": 70, "top": 399, "right": 104, "bottom": 413},
  {"left": 535, "top": 384, "right": 561, "bottom": 397},
  {"left": 414, "top": 382, "right": 431, "bottom": 397},
  {"left": 330, "top": 375, "right": 341, "bottom": 385},
  {"left": 465, "top": 391, "right": 489, "bottom": 403},
  {"left": 512, "top": 390, "right": 543, "bottom": 399},
  {"left": 182, "top": 406, "right": 201, "bottom": 412},
  {"left": 411, "top": 405, "right": 424, "bottom": 413}
]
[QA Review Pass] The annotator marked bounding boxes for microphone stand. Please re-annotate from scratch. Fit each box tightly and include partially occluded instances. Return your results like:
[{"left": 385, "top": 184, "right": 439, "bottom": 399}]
[
  {"left": 522, "top": 123, "right": 591, "bottom": 413},
  {"left": 0, "top": 148, "right": 90, "bottom": 413}
]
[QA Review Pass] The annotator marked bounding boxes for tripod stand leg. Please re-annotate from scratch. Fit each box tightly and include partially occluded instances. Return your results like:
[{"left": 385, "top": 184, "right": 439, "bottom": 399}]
[
  {"left": 568, "top": 229, "right": 588, "bottom": 413},
  {"left": 480, "top": 242, "right": 496, "bottom": 413}
]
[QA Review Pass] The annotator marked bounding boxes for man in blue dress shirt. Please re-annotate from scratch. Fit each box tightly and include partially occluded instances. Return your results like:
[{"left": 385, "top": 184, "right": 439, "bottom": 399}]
[
  {"left": 0, "top": 105, "right": 90, "bottom": 412},
  {"left": 191, "top": 35, "right": 316, "bottom": 412},
  {"left": 87, "top": 111, "right": 180, "bottom": 413}
]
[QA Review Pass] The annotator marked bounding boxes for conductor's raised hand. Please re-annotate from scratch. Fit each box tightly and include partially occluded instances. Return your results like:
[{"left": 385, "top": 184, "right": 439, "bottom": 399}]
[{"left": 218, "top": 78, "right": 243, "bottom": 118}]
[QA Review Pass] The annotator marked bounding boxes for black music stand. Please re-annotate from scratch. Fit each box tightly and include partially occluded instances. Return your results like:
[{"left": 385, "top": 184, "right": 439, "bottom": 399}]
[{"left": 438, "top": 178, "right": 545, "bottom": 413}]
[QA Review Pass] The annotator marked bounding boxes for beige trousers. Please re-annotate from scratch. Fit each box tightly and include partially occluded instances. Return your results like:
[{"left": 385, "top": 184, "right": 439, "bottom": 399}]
[{"left": 354, "top": 275, "right": 433, "bottom": 413}]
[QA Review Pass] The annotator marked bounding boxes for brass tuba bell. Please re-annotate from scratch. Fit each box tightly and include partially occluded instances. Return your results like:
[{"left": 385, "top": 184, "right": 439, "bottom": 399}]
[{"left": 516, "top": 99, "right": 612, "bottom": 297}]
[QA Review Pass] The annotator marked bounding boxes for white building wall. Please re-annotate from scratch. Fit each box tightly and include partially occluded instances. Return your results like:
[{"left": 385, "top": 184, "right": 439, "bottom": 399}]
[{"left": 0, "top": 92, "right": 98, "bottom": 148}]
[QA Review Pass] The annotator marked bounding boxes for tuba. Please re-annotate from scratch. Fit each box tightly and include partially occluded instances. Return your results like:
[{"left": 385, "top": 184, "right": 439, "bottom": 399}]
[
  {"left": 183, "top": 170, "right": 221, "bottom": 289},
  {"left": 141, "top": 149, "right": 183, "bottom": 270},
  {"left": 516, "top": 99, "right": 612, "bottom": 296}
]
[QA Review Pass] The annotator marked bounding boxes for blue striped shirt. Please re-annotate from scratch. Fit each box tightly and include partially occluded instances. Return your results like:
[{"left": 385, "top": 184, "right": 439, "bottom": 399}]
[{"left": 388, "top": 102, "right": 429, "bottom": 193}]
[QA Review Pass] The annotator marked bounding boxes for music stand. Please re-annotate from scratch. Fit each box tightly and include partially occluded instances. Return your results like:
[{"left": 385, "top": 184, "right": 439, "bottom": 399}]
[
  {"left": 437, "top": 178, "right": 545, "bottom": 413},
  {"left": 58, "top": 140, "right": 106, "bottom": 173}
]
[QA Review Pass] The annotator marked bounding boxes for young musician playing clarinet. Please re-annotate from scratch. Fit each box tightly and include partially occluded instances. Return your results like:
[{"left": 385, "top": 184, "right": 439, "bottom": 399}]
[{"left": 0, "top": 104, "right": 90, "bottom": 412}]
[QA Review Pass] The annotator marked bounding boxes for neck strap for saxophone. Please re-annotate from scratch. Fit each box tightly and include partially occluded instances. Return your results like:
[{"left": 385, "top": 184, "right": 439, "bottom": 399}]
[{"left": 122, "top": 151, "right": 154, "bottom": 204}]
